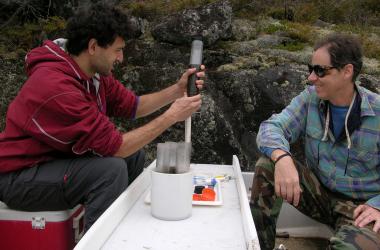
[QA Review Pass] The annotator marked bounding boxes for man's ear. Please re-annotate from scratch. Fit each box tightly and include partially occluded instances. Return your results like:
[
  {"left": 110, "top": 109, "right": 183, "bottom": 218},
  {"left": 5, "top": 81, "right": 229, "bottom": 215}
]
[
  {"left": 343, "top": 64, "right": 354, "bottom": 80},
  {"left": 88, "top": 38, "right": 98, "bottom": 55}
]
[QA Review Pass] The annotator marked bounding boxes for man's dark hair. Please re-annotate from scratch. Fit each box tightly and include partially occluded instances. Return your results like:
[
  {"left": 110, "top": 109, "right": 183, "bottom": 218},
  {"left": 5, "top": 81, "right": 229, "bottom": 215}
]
[
  {"left": 314, "top": 33, "right": 363, "bottom": 81},
  {"left": 66, "top": 3, "right": 137, "bottom": 56}
]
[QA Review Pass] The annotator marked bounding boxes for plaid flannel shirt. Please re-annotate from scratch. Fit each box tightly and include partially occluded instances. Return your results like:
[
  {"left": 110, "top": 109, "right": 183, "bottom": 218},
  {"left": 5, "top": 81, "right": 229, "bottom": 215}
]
[{"left": 257, "top": 84, "right": 380, "bottom": 210}]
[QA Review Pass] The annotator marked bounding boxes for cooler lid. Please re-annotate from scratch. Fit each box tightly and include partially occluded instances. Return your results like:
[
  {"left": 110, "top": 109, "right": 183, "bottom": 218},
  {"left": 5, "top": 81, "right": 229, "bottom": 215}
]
[{"left": 0, "top": 202, "right": 81, "bottom": 222}]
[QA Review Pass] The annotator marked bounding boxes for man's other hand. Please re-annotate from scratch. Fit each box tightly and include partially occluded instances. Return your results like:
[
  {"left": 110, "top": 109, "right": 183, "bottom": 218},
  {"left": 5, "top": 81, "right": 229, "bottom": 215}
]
[
  {"left": 354, "top": 204, "right": 380, "bottom": 233},
  {"left": 273, "top": 151, "right": 302, "bottom": 207},
  {"left": 164, "top": 94, "right": 201, "bottom": 123},
  {"left": 177, "top": 65, "right": 205, "bottom": 93}
]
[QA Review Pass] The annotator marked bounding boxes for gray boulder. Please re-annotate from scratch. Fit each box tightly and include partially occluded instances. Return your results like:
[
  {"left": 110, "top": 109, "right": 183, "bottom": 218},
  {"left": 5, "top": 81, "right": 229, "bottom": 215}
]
[{"left": 151, "top": 0, "right": 232, "bottom": 46}]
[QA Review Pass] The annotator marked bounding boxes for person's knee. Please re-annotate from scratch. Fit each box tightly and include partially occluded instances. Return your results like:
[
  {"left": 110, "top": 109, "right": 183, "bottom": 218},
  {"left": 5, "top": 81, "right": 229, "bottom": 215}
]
[
  {"left": 106, "top": 157, "right": 128, "bottom": 174},
  {"left": 254, "top": 156, "right": 275, "bottom": 177},
  {"left": 255, "top": 155, "right": 273, "bottom": 168},
  {"left": 102, "top": 157, "right": 129, "bottom": 189},
  {"left": 251, "top": 156, "right": 276, "bottom": 198},
  {"left": 135, "top": 149, "right": 145, "bottom": 172},
  {"left": 330, "top": 224, "right": 380, "bottom": 249},
  {"left": 124, "top": 149, "right": 145, "bottom": 183}
]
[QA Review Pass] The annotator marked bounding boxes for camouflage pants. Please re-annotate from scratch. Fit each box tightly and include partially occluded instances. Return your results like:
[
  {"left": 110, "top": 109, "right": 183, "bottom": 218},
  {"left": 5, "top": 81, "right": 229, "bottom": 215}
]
[{"left": 250, "top": 156, "right": 380, "bottom": 250}]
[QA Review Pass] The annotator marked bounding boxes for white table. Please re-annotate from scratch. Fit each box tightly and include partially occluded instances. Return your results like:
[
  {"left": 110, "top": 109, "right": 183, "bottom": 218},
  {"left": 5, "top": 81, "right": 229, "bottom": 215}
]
[{"left": 75, "top": 156, "right": 260, "bottom": 250}]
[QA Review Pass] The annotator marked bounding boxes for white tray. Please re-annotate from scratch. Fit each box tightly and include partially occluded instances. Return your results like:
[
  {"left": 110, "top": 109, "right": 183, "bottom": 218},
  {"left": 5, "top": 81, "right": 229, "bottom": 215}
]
[
  {"left": 74, "top": 157, "right": 260, "bottom": 250},
  {"left": 144, "top": 179, "right": 223, "bottom": 206}
]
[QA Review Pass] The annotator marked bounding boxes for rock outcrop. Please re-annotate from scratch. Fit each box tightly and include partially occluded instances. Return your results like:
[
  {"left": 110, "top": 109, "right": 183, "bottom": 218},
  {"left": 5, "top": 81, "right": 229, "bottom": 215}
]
[
  {"left": 120, "top": 1, "right": 380, "bottom": 170},
  {"left": 1, "top": 0, "right": 379, "bottom": 170},
  {"left": 151, "top": 0, "right": 232, "bottom": 46}
]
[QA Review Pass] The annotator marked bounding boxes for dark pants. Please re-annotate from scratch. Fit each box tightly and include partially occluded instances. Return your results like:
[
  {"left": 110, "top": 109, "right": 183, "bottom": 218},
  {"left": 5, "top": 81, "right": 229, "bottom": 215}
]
[{"left": 0, "top": 150, "right": 145, "bottom": 231}]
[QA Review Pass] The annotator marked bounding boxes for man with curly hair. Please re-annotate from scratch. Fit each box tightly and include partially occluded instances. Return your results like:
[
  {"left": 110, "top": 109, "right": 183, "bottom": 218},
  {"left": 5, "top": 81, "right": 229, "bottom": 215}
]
[{"left": 0, "top": 3, "right": 204, "bottom": 231}]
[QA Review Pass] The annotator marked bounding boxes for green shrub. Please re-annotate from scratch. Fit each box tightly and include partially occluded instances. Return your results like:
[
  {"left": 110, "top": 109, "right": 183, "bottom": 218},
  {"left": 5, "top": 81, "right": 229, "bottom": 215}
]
[
  {"left": 360, "top": 36, "right": 380, "bottom": 61},
  {"left": 232, "top": 0, "right": 380, "bottom": 26},
  {"left": 275, "top": 41, "right": 306, "bottom": 51},
  {"left": 309, "top": 0, "right": 380, "bottom": 26},
  {"left": 263, "top": 23, "right": 287, "bottom": 34},
  {"left": 284, "top": 22, "right": 314, "bottom": 44},
  {"left": 120, "top": 0, "right": 215, "bottom": 19},
  {"left": 41, "top": 16, "right": 66, "bottom": 33},
  {"left": 332, "top": 24, "right": 380, "bottom": 60},
  {"left": 268, "top": 8, "right": 287, "bottom": 20},
  {"left": 234, "top": 8, "right": 262, "bottom": 21},
  {"left": 292, "top": 2, "right": 320, "bottom": 23},
  {"left": 0, "top": 17, "right": 66, "bottom": 57}
]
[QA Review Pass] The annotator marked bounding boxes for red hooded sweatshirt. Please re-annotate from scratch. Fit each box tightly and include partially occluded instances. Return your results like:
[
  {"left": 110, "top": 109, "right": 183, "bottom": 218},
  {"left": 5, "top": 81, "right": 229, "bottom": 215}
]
[{"left": 0, "top": 40, "right": 139, "bottom": 173}]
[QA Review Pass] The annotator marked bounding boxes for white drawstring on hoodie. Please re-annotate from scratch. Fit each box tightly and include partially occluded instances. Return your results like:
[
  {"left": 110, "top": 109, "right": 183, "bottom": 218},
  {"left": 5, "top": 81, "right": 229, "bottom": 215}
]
[
  {"left": 321, "top": 91, "right": 357, "bottom": 149},
  {"left": 321, "top": 91, "right": 357, "bottom": 175}
]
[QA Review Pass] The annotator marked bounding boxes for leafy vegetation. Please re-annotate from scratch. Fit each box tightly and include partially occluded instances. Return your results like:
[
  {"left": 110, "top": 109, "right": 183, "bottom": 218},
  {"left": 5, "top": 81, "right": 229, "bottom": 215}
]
[
  {"left": 1, "top": 0, "right": 378, "bottom": 57},
  {"left": 0, "top": 0, "right": 378, "bottom": 139},
  {"left": 120, "top": 0, "right": 275, "bottom": 20},
  {"left": 260, "top": 21, "right": 315, "bottom": 50},
  {"left": 262, "top": 23, "right": 287, "bottom": 34},
  {"left": 233, "top": 0, "right": 380, "bottom": 26},
  {"left": 275, "top": 41, "right": 306, "bottom": 52},
  {"left": 0, "top": 16, "right": 66, "bottom": 58},
  {"left": 120, "top": 0, "right": 216, "bottom": 19},
  {"left": 332, "top": 24, "right": 380, "bottom": 61}
]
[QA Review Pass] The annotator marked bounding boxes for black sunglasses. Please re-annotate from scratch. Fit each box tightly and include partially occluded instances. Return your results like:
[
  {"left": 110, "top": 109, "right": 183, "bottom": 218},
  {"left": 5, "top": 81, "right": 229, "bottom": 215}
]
[{"left": 308, "top": 64, "right": 336, "bottom": 78}]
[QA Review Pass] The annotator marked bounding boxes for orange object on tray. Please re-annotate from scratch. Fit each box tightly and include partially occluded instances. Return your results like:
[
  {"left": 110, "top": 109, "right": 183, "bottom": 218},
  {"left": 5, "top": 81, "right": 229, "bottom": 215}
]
[{"left": 192, "top": 187, "right": 216, "bottom": 201}]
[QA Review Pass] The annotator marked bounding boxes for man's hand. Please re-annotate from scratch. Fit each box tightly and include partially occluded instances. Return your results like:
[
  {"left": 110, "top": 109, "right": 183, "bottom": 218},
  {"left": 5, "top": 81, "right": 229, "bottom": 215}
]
[
  {"left": 176, "top": 65, "right": 205, "bottom": 94},
  {"left": 354, "top": 204, "right": 380, "bottom": 233},
  {"left": 164, "top": 94, "right": 201, "bottom": 123},
  {"left": 272, "top": 150, "right": 302, "bottom": 206},
  {"left": 115, "top": 94, "right": 201, "bottom": 158}
]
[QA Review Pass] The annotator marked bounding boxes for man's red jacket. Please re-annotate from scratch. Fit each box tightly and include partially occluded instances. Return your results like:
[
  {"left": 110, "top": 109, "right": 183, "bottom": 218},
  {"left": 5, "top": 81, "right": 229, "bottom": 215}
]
[{"left": 0, "top": 40, "right": 139, "bottom": 173}]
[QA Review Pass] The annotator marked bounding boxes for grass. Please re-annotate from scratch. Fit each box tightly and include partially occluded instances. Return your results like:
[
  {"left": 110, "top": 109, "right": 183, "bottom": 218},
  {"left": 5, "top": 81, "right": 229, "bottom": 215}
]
[
  {"left": 121, "top": 0, "right": 256, "bottom": 20},
  {"left": 275, "top": 41, "right": 306, "bottom": 51},
  {"left": 0, "top": 16, "right": 66, "bottom": 58},
  {"left": 120, "top": 0, "right": 216, "bottom": 19},
  {"left": 284, "top": 21, "right": 314, "bottom": 44},
  {"left": 263, "top": 23, "right": 287, "bottom": 34},
  {"left": 361, "top": 37, "right": 380, "bottom": 61},
  {"left": 258, "top": 20, "right": 314, "bottom": 51},
  {"left": 260, "top": 19, "right": 379, "bottom": 58},
  {"left": 332, "top": 24, "right": 380, "bottom": 60}
]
